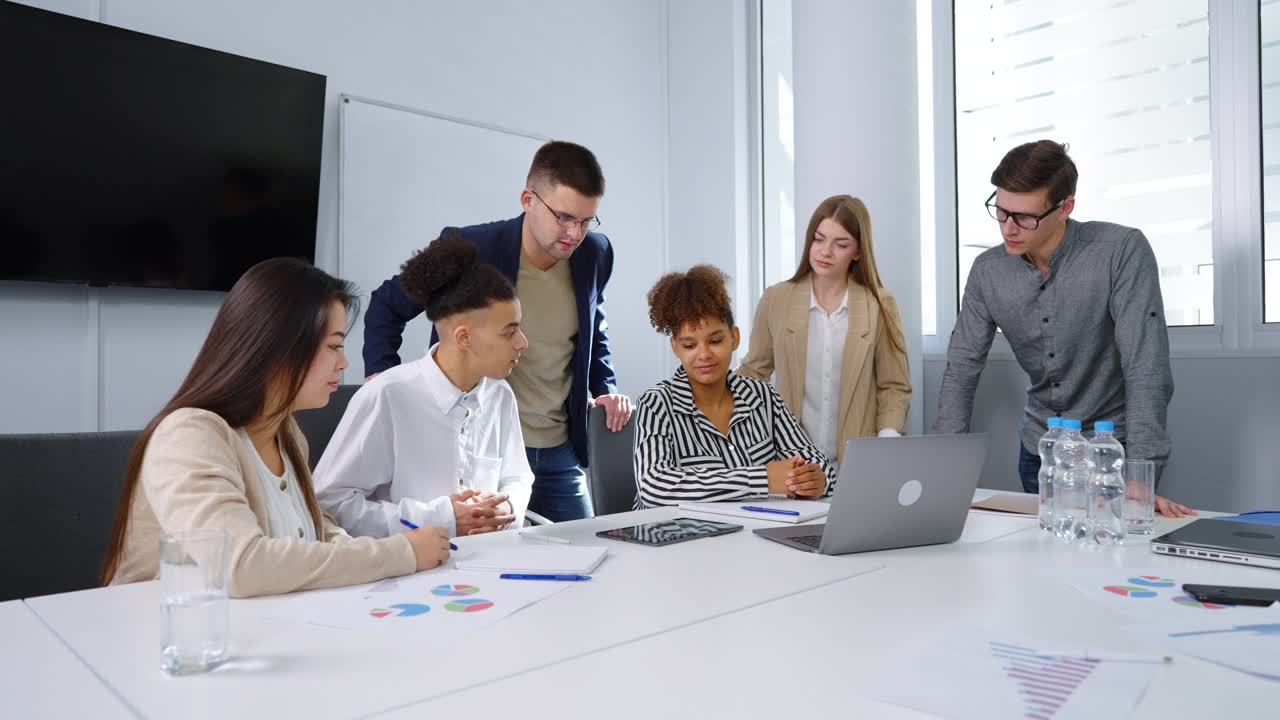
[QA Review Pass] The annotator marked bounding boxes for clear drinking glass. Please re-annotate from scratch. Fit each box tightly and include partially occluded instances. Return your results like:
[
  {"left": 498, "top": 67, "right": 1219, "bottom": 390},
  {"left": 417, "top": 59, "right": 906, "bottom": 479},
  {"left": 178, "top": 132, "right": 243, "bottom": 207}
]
[
  {"left": 159, "top": 528, "right": 230, "bottom": 674},
  {"left": 1123, "top": 460, "right": 1157, "bottom": 536}
]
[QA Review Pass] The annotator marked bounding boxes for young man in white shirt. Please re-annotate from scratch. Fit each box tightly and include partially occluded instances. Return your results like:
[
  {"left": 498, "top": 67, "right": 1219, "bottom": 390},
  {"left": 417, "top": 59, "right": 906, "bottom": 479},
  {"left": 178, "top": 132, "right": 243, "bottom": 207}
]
[{"left": 315, "top": 234, "right": 534, "bottom": 538}]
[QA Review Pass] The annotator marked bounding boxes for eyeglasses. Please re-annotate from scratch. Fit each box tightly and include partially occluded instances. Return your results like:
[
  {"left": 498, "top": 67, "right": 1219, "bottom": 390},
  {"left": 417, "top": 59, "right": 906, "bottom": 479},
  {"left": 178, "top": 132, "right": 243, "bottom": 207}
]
[
  {"left": 531, "top": 190, "right": 600, "bottom": 232},
  {"left": 985, "top": 190, "right": 1063, "bottom": 230}
]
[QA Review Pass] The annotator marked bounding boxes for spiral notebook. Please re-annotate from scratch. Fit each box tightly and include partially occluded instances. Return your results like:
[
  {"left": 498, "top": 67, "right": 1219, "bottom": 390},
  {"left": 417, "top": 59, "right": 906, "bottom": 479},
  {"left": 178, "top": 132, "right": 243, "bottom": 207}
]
[{"left": 454, "top": 545, "right": 608, "bottom": 574}]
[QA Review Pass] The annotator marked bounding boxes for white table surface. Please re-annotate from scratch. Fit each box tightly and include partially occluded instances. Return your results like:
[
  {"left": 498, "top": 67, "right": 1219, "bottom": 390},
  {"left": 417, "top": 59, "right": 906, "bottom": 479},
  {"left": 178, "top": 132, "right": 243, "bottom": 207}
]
[
  {"left": 19, "top": 496, "right": 1278, "bottom": 719},
  {"left": 23, "top": 506, "right": 924, "bottom": 720},
  {"left": 374, "top": 509, "right": 1280, "bottom": 719},
  {"left": 0, "top": 599, "right": 136, "bottom": 719}
]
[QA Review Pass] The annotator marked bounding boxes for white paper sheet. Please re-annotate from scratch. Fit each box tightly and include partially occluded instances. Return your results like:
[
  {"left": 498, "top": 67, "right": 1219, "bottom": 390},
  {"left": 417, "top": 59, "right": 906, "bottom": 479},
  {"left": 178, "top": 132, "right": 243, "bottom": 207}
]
[
  {"left": 453, "top": 545, "right": 608, "bottom": 574},
  {"left": 1054, "top": 567, "right": 1280, "bottom": 682},
  {"left": 266, "top": 569, "right": 572, "bottom": 643},
  {"left": 1063, "top": 568, "right": 1280, "bottom": 624},
  {"left": 1151, "top": 620, "right": 1280, "bottom": 681},
  {"left": 869, "top": 627, "right": 1162, "bottom": 720},
  {"left": 678, "top": 499, "right": 831, "bottom": 523}
]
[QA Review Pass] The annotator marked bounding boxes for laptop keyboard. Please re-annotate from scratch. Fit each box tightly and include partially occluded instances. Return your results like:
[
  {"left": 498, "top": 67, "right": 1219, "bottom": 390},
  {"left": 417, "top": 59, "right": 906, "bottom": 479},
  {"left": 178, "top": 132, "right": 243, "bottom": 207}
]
[{"left": 792, "top": 534, "right": 824, "bottom": 549}]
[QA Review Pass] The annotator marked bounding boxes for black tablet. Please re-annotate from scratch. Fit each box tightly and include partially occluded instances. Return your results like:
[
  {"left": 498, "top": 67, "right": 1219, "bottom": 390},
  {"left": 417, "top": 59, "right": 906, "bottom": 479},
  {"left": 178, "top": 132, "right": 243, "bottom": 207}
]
[{"left": 596, "top": 517, "right": 744, "bottom": 547}]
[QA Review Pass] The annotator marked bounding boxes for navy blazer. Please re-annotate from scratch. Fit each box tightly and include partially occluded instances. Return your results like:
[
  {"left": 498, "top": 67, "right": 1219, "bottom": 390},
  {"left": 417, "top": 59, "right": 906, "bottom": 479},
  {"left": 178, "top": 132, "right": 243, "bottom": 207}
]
[{"left": 363, "top": 214, "right": 618, "bottom": 468}]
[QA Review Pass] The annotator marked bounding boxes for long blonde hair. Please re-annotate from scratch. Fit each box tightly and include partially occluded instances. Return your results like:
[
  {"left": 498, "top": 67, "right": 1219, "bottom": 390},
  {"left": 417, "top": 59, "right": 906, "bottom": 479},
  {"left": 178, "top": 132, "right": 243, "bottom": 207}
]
[{"left": 790, "top": 195, "right": 906, "bottom": 354}]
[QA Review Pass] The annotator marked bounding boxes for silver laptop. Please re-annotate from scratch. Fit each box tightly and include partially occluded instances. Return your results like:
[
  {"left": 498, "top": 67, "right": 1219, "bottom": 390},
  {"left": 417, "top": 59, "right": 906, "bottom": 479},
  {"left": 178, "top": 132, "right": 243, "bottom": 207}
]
[
  {"left": 755, "top": 433, "right": 989, "bottom": 555},
  {"left": 1150, "top": 518, "right": 1280, "bottom": 570}
]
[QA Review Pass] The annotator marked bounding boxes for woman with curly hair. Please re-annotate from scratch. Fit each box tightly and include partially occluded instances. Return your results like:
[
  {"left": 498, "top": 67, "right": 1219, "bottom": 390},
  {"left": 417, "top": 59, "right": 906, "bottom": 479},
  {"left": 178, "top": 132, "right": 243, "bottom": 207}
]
[
  {"left": 633, "top": 265, "right": 835, "bottom": 508},
  {"left": 314, "top": 234, "right": 534, "bottom": 538}
]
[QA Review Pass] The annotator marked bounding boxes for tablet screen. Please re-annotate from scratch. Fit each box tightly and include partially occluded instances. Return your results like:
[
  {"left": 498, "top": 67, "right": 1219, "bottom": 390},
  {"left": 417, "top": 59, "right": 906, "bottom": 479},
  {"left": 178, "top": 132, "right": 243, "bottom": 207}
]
[{"left": 596, "top": 517, "right": 743, "bottom": 546}]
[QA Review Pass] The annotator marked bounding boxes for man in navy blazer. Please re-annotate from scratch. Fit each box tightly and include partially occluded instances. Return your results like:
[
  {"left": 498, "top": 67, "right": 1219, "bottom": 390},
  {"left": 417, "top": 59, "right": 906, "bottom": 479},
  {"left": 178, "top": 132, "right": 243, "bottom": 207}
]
[{"left": 363, "top": 141, "right": 632, "bottom": 522}]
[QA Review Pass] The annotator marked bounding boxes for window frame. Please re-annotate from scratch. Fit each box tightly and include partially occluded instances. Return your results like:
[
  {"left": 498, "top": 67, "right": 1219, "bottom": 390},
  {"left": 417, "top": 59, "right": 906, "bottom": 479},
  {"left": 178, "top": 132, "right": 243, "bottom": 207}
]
[{"left": 925, "top": 0, "right": 1273, "bottom": 361}]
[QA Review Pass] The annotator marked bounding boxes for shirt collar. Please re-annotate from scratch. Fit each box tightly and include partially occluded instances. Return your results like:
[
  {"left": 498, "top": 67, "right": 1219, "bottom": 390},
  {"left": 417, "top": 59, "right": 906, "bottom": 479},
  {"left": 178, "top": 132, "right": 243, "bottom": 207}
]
[
  {"left": 419, "top": 344, "right": 483, "bottom": 415},
  {"left": 1021, "top": 218, "right": 1078, "bottom": 274},
  {"left": 808, "top": 287, "right": 849, "bottom": 314},
  {"left": 1047, "top": 218, "right": 1078, "bottom": 271},
  {"left": 668, "top": 366, "right": 762, "bottom": 417}
]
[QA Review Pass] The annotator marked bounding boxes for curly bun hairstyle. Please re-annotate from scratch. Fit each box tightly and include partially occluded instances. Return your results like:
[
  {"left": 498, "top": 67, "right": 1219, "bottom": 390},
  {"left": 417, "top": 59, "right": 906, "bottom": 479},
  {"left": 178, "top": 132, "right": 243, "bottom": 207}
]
[
  {"left": 399, "top": 233, "right": 515, "bottom": 322},
  {"left": 646, "top": 264, "right": 735, "bottom": 337}
]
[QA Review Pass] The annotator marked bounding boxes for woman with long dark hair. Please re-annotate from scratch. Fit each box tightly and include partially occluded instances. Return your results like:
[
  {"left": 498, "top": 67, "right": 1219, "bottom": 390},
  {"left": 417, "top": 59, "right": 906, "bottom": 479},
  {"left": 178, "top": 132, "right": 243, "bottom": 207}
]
[{"left": 102, "top": 258, "right": 450, "bottom": 597}]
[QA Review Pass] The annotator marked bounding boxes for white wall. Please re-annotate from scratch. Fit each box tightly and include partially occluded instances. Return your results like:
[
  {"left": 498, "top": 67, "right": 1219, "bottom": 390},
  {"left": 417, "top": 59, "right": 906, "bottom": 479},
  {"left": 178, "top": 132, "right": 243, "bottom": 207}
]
[
  {"left": 2, "top": 0, "right": 755, "bottom": 433},
  {"left": 666, "top": 0, "right": 758, "bottom": 372},
  {"left": 791, "top": 0, "right": 924, "bottom": 435}
]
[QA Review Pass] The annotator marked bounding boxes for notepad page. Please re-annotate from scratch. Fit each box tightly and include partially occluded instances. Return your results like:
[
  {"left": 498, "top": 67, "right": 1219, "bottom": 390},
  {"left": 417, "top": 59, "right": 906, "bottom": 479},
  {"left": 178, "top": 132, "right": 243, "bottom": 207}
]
[
  {"left": 454, "top": 545, "right": 609, "bottom": 574},
  {"left": 677, "top": 499, "right": 831, "bottom": 523}
]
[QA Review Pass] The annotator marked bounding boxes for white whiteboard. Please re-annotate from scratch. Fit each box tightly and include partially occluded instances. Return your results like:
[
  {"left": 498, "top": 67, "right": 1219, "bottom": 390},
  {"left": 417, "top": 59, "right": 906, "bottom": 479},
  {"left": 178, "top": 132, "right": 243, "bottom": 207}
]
[{"left": 338, "top": 95, "right": 546, "bottom": 379}]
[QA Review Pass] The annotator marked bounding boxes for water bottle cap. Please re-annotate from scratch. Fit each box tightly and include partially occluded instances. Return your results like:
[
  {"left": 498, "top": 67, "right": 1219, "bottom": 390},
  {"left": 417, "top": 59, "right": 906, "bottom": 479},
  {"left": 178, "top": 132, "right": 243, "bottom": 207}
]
[
  {"left": 1094, "top": 421, "right": 1115, "bottom": 433},
  {"left": 1062, "top": 419, "right": 1082, "bottom": 431},
  {"left": 1047, "top": 417, "right": 1063, "bottom": 428}
]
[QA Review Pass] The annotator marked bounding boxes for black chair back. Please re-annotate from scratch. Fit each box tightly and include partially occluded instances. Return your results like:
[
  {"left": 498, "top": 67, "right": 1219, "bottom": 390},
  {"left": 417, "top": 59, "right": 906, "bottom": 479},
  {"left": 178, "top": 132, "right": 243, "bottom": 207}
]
[
  {"left": 294, "top": 384, "right": 360, "bottom": 470},
  {"left": 585, "top": 404, "right": 637, "bottom": 515},
  {"left": 0, "top": 430, "right": 138, "bottom": 600}
]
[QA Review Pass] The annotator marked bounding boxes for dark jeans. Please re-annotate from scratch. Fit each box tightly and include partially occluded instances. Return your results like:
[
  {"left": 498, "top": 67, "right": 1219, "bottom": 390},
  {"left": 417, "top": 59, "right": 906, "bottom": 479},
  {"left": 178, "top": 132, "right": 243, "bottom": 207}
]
[
  {"left": 526, "top": 441, "right": 593, "bottom": 522},
  {"left": 1017, "top": 443, "right": 1041, "bottom": 494}
]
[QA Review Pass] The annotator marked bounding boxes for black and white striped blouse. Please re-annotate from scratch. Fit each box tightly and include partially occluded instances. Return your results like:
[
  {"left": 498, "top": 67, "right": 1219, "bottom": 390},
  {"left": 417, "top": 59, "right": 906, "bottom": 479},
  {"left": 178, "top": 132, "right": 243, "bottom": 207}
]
[{"left": 633, "top": 367, "right": 836, "bottom": 508}]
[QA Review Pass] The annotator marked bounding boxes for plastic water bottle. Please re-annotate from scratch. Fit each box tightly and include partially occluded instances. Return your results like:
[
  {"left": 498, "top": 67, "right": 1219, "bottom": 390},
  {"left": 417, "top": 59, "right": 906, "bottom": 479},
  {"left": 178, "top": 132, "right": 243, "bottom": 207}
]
[
  {"left": 1037, "top": 417, "right": 1064, "bottom": 532},
  {"left": 1086, "top": 421, "right": 1126, "bottom": 545},
  {"left": 1052, "top": 419, "right": 1090, "bottom": 541}
]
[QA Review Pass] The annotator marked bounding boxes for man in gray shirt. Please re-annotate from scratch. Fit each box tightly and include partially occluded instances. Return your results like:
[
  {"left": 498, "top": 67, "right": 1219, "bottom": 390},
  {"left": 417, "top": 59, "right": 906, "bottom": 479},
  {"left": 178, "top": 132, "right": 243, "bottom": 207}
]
[{"left": 934, "top": 140, "right": 1194, "bottom": 517}]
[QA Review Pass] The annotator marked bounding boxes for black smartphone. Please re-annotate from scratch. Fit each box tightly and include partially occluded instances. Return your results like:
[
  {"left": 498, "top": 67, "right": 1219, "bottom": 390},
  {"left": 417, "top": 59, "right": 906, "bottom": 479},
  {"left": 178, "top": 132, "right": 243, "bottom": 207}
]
[
  {"left": 1182, "top": 583, "right": 1280, "bottom": 607},
  {"left": 596, "top": 517, "right": 744, "bottom": 547}
]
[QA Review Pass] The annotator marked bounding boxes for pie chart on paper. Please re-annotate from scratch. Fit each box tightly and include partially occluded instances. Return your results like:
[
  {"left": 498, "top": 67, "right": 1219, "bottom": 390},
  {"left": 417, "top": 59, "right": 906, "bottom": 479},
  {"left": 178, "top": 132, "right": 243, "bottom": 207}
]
[
  {"left": 369, "top": 603, "right": 431, "bottom": 618},
  {"left": 432, "top": 584, "right": 481, "bottom": 597},
  {"left": 444, "top": 598, "right": 494, "bottom": 613},
  {"left": 1127, "top": 576, "right": 1176, "bottom": 588},
  {"left": 1103, "top": 585, "right": 1158, "bottom": 598},
  {"left": 1172, "top": 595, "right": 1233, "bottom": 609}
]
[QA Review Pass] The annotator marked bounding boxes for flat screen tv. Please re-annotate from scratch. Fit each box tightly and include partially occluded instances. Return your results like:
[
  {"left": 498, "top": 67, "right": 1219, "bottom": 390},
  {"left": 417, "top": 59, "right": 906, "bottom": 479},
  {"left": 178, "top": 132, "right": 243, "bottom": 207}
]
[{"left": 0, "top": 1, "right": 326, "bottom": 292}]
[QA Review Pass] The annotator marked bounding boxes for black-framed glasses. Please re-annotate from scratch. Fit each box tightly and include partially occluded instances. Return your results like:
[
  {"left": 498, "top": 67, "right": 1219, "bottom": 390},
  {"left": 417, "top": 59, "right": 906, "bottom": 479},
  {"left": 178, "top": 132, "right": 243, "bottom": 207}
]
[
  {"left": 531, "top": 190, "right": 601, "bottom": 232},
  {"left": 985, "top": 190, "right": 1063, "bottom": 230}
]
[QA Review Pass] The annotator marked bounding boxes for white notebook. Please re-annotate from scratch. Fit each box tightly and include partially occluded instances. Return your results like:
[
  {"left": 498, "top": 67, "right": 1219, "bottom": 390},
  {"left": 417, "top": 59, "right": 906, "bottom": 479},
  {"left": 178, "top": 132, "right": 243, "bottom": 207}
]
[
  {"left": 677, "top": 499, "right": 831, "bottom": 524},
  {"left": 454, "top": 545, "right": 608, "bottom": 574}
]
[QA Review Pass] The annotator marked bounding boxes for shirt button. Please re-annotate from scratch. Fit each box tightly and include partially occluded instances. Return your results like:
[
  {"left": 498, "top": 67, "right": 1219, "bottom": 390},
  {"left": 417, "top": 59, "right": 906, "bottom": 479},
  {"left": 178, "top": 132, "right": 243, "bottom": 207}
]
[
  {"left": 279, "top": 479, "right": 287, "bottom": 491},
  {"left": 1039, "top": 284, "right": 1045, "bottom": 291},
  {"left": 1042, "top": 317, "right": 1049, "bottom": 323},
  {"left": 1048, "top": 353, "right": 1056, "bottom": 359}
]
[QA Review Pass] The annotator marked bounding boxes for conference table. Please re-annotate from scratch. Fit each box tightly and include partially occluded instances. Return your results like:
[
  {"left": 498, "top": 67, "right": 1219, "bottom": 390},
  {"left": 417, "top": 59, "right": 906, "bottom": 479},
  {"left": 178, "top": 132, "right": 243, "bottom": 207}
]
[
  {"left": 0, "top": 599, "right": 134, "bottom": 718},
  {"left": 14, "top": 492, "right": 1279, "bottom": 719}
]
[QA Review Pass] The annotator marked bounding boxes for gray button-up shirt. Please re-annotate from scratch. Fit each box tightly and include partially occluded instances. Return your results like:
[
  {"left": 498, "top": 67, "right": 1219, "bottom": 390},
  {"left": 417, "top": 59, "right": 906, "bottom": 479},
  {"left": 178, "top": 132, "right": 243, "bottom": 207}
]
[{"left": 933, "top": 219, "right": 1173, "bottom": 472}]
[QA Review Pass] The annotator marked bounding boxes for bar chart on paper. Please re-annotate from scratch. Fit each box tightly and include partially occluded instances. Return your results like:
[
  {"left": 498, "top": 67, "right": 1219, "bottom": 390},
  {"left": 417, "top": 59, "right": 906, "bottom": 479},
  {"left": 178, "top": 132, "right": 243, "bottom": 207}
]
[
  {"left": 988, "top": 642, "right": 1100, "bottom": 719},
  {"left": 870, "top": 628, "right": 1161, "bottom": 720}
]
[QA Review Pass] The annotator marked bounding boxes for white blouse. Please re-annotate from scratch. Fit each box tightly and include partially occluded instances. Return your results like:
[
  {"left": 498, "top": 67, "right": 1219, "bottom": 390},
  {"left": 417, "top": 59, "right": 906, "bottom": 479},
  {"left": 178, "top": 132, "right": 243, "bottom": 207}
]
[
  {"left": 238, "top": 428, "right": 317, "bottom": 541},
  {"left": 801, "top": 288, "right": 849, "bottom": 463},
  {"left": 313, "top": 345, "right": 534, "bottom": 539}
]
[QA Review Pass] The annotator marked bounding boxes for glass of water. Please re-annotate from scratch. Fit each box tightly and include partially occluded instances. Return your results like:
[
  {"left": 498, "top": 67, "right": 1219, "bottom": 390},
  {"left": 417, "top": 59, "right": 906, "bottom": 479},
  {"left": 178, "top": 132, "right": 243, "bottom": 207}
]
[
  {"left": 159, "top": 528, "right": 229, "bottom": 674},
  {"left": 1122, "top": 460, "right": 1157, "bottom": 536}
]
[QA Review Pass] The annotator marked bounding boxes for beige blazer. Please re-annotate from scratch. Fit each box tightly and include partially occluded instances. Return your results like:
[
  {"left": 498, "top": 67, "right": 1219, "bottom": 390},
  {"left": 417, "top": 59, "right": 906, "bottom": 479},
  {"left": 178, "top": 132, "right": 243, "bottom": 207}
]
[
  {"left": 738, "top": 277, "right": 911, "bottom": 461},
  {"left": 111, "top": 408, "right": 416, "bottom": 597}
]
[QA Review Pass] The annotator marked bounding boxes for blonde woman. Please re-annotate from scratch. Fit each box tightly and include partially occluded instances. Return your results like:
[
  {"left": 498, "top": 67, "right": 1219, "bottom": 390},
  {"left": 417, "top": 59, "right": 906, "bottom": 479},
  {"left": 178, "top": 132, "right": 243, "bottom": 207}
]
[{"left": 739, "top": 195, "right": 911, "bottom": 466}]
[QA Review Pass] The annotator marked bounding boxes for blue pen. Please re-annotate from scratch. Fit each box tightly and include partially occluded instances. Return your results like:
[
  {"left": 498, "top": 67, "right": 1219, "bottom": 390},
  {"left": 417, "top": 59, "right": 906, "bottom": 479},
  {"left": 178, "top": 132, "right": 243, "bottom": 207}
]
[
  {"left": 500, "top": 573, "right": 592, "bottom": 582},
  {"left": 740, "top": 505, "right": 800, "bottom": 516},
  {"left": 400, "top": 518, "right": 458, "bottom": 551}
]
